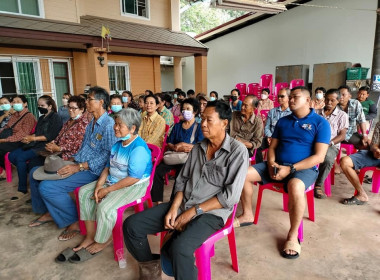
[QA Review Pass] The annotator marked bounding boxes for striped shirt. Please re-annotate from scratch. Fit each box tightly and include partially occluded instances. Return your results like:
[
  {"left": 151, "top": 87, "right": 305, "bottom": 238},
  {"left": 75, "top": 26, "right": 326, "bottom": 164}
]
[
  {"left": 139, "top": 111, "right": 166, "bottom": 148},
  {"left": 0, "top": 108, "right": 36, "bottom": 142},
  {"left": 338, "top": 99, "right": 366, "bottom": 141}
]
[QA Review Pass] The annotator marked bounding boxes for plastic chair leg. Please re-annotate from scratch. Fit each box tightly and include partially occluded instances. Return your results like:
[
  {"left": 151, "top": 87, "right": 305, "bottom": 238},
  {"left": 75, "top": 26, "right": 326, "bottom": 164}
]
[
  {"left": 227, "top": 228, "right": 239, "bottom": 272},
  {"left": 253, "top": 186, "right": 264, "bottom": 224},
  {"left": 165, "top": 174, "right": 169, "bottom": 185},
  {"left": 283, "top": 194, "right": 289, "bottom": 213},
  {"left": 372, "top": 171, "right": 380, "bottom": 193},
  {"left": 112, "top": 210, "right": 124, "bottom": 261},
  {"left": 298, "top": 220, "right": 303, "bottom": 242},
  {"left": 73, "top": 188, "right": 87, "bottom": 236},
  {"left": 306, "top": 191, "right": 315, "bottom": 222},
  {"left": 195, "top": 245, "right": 212, "bottom": 280},
  {"left": 324, "top": 172, "right": 332, "bottom": 197},
  {"left": 5, "top": 152, "right": 12, "bottom": 182}
]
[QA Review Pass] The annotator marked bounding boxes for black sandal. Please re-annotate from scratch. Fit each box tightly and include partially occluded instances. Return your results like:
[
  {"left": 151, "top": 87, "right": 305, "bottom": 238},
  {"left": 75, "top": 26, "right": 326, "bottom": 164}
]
[{"left": 314, "top": 186, "right": 326, "bottom": 199}]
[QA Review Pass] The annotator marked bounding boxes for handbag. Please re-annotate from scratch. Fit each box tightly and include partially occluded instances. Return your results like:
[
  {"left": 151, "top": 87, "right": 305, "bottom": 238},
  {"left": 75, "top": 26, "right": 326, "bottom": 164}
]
[
  {"left": 0, "top": 112, "right": 30, "bottom": 139},
  {"left": 163, "top": 123, "right": 198, "bottom": 165}
]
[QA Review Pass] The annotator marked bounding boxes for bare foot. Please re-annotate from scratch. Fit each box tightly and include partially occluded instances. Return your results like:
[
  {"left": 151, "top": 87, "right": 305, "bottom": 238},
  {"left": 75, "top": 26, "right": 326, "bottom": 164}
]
[
  {"left": 58, "top": 222, "right": 80, "bottom": 241},
  {"left": 86, "top": 239, "right": 112, "bottom": 254},
  {"left": 73, "top": 237, "right": 95, "bottom": 252},
  {"left": 29, "top": 213, "right": 53, "bottom": 227}
]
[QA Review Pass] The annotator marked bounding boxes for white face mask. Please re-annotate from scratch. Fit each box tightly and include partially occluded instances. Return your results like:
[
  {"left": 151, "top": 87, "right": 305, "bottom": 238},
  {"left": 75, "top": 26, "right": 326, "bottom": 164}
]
[
  {"left": 316, "top": 93, "right": 324, "bottom": 100},
  {"left": 261, "top": 94, "right": 268, "bottom": 100},
  {"left": 62, "top": 99, "right": 68, "bottom": 106}
]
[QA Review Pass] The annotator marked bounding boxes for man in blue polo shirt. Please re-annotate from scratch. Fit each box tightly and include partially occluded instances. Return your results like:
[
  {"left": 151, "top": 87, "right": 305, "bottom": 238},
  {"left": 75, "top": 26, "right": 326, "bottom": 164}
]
[{"left": 236, "top": 86, "right": 330, "bottom": 259}]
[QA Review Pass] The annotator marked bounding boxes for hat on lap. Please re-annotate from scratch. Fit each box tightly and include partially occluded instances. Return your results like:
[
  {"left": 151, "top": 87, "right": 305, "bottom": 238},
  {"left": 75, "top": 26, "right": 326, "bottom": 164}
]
[{"left": 33, "top": 155, "right": 74, "bottom": 180}]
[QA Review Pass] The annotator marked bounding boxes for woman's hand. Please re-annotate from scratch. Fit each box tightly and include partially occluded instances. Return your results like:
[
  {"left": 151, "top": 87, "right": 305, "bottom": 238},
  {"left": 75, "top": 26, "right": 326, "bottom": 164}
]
[
  {"left": 94, "top": 186, "right": 109, "bottom": 203},
  {"left": 21, "top": 135, "right": 35, "bottom": 144},
  {"left": 45, "top": 141, "right": 61, "bottom": 153},
  {"left": 57, "top": 164, "right": 80, "bottom": 177}
]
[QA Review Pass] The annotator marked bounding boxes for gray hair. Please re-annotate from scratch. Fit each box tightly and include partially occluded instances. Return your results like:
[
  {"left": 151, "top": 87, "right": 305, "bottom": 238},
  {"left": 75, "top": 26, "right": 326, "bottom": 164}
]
[
  {"left": 279, "top": 87, "right": 291, "bottom": 97},
  {"left": 114, "top": 108, "right": 141, "bottom": 135}
]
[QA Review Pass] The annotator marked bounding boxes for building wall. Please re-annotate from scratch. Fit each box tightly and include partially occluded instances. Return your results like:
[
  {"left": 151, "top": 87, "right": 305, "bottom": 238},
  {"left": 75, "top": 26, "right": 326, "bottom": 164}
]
[
  {"left": 44, "top": 0, "right": 80, "bottom": 22},
  {"left": 182, "top": 0, "right": 377, "bottom": 97},
  {"left": 161, "top": 65, "right": 175, "bottom": 92}
]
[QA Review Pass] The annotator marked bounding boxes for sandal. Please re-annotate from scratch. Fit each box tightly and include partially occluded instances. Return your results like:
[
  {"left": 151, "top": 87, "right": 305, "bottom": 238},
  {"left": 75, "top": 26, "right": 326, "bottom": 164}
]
[
  {"left": 55, "top": 247, "right": 77, "bottom": 263},
  {"left": 68, "top": 247, "right": 102, "bottom": 263},
  {"left": 314, "top": 186, "right": 326, "bottom": 199},
  {"left": 58, "top": 229, "right": 80, "bottom": 241},
  {"left": 281, "top": 239, "right": 301, "bottom": 259},
  {"left": 29, "top": 218, "right": 54, "bottom": 227},
  {"left": 342, "top": 196, "right": 367, "bottom": 205}
]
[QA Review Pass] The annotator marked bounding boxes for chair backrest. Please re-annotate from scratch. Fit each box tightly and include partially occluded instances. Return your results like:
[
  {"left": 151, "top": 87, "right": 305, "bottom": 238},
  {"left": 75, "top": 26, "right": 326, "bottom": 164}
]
[
  {"left": 235, "top": 83, "right": 247, "bottom": 99},
  {"left": 260, "top": 74, "right": 273, "bottom": 94},
  {"left": 30, "top": 121, "right": 37, "bottom": 134},
  {"left": 160, "top": 125, "right": 170, "bottom": 159},
  {"left": 173, "top": 116, "right": 180, "bottom": 124},
  {"left": 247, "top": 83, "right": 259, "bottom": 96},
  {"left": 275, "top": 82, "right": 289, "bottom": 96},
  {"left": 146, "top": 144, "right": 161, "bottom": 193},
  {"left": 260, "top": 109, "right": 270, "bottom": 123},
  {"left": 289, "top": 79, "right": 304, "bottom": 89}
]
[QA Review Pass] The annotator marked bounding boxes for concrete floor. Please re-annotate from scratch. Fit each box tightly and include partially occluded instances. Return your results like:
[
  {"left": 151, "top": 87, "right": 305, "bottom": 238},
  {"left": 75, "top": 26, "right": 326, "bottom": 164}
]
[{"left": 1, "top": 168, "right": 380, "bottom": 280}]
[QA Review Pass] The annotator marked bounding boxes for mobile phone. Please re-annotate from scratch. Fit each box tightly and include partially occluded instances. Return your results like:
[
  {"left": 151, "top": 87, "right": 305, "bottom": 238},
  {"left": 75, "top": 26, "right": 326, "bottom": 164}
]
[{"left": 273, "top": 166, "right": 278, "bottom": 175}]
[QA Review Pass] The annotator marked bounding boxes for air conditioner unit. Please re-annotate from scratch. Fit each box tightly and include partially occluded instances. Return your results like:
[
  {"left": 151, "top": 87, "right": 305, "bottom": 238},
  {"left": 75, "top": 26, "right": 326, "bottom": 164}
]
[{"left": 160, "top": 56, "right": 174, "bottom": 66}]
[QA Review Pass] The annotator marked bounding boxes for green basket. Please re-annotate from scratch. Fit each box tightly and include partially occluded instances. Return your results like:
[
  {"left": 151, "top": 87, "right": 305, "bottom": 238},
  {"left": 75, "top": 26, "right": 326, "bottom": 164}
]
[{"left": 346, "top": 67, "right": 369, "bottom": 80}]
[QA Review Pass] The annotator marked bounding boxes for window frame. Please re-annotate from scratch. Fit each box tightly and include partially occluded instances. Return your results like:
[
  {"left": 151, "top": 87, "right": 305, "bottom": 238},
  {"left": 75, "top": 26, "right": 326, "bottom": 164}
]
[
  {"left": 0, "top": 0, "right": 45, "bottom": 18},
  {"left": 108, "top": 61, "right": 131, "bottom": 94},
  {"left": 120, "top": 0, "right": 150, "bottom": 21},
  {"left": 0, "top": 57, "right": 17, "bottom": 97}
]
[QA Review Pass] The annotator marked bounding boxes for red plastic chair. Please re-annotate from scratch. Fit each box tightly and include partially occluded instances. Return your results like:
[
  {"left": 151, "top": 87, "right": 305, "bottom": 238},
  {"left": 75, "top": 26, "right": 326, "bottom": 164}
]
[
  {"left": 260, "top": 74, "right": 273, "bottom": 94},
  {"left": 289, "top": 79, "right": 304, "bottom": 89},
  {"left": 247, "top": 83, "right": 259, "bottom": 96},
  {"left": 336, "top": 143, "right": 357, "bottom": 164},
  {"left": 275, "top": 82, "right": 289, "bottom": 96},
  {"left": 358, "top": 167, "right": 380, "bottom": 193},
  {"left": 159, "top": 125, "right": 170, "bottom": 163},
  {"left": 323, "top": 168, "right": 334, "bottom": 197},
  {"left": 74, "top": 144, "right": 161, "bottom": 261},
  {"left": 161, "top": 204, "right": 239, "bottom": 280},
  {"left": 253, "top": 182, "right": 315, "bottom": 242},
  {"left": 259, "top": 109, "right": 270, "bottom": 124},
  {"left": 173, "top": 116, "right": 180, "bottom": 124},
  {"left": 235, "top": 83, "right": 247, "bottom": 101}
]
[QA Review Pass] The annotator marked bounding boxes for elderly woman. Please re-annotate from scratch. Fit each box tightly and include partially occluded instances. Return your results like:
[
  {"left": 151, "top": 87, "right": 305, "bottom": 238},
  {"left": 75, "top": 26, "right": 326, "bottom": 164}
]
[
  {"left": 8, "top": 95, "right": 61, "bottom": 200},
  {"left": 257, "top": 88, "right": 274, "bottom": 115},
  {"left": 139, "top": 94, "right": 166, "bottom": 148},
  {"left": 310, "top": 87, "right": 326, "bottom": 110},
  {"left": 55, "top": 108, "right": 152, "bottom": 263},
  {"left": 151, "top": 98, "right": 204, "bottom": 204}
]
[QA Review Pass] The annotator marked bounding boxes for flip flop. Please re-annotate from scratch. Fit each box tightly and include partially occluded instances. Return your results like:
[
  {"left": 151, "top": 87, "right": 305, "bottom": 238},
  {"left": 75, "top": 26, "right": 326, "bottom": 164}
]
[
  {"left": 58, "top": 229, "right": 80, "bottom": 241},
  {"left": 342, "top": 196, "right": 367, "bottom": 205},
  {"left": 314, "top": 186, "right": 326, "bottom": 199},
  {"left": 233, "top": 217, "right": 253, "bottom": 228},
  {"left": 29, "top": 218, "right": 54, "bottom": 228},
  {"left": 68, "top": 247, "right": 102, "bottom": 263},
  {"left": 55, "top": 247, "right": 78, "bottom": 263},
  {"left": 281, "top": 239, "right": 301, "bottom": 259}
]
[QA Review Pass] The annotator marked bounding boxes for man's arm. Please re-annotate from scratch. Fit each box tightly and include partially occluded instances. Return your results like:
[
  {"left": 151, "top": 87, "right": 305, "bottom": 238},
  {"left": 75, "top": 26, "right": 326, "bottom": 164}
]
[{"left": 331, "top": 128, "right": 347, "bottom": 145}]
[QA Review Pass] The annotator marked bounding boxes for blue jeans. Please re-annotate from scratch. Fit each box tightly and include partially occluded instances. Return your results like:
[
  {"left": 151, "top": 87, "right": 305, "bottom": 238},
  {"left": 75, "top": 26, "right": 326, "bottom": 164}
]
[
  {"left": 29, "top": 167, "right": 98, "bottom": 228},
  {"left": 8, "top": 148, "right": 38, "bottom": 193}
]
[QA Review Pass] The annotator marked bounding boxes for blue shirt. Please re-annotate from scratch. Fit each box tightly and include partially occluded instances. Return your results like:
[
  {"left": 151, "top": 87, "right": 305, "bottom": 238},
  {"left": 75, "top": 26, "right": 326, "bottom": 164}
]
[
  {"left": 167, "top": 121, "right": 204, "bottom": 145},
  {"left": 230, "top": 100, "right": 242, "bottom": 112},
  {"left": 106, "top": 136, "right": 152, "bottom": 185},
  {"left": 272, "top": 109, "right": 331, "bottom": 165},
  {"left": 74, "top": 112, "right": 118, "bottom": 176},
  {"left": 58, "top": 105, "right": 70, "bottom": 125},
  {"left": 264, "top": 106, "right": 292, "bottom": 137}
]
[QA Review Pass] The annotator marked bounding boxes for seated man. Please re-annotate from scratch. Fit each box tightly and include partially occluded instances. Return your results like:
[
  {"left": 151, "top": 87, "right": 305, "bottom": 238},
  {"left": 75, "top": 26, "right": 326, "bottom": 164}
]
[
  {"left": 340, "top": 121, "right": 380, "bottom": 205},
  {"left": 237, "top": 86, "right": 330, "bottom": 259},
  {"left": 314, "top": 89, "right": 348, "bottom": 198},
  {"left": 123, "top": 100, "right": 249, "bottom": 280},
  {"left": 229, "top": 95, "right": 263, "bottom": 158},
  {"left": 357, "top": 86, "right": 377, "bottom": 122},
  {"left": 256, "top": 88, "right": 291, "bottom": 163}
]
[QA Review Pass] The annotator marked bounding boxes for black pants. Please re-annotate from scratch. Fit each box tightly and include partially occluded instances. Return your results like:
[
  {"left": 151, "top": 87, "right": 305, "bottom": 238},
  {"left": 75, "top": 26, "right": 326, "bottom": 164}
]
[
  {"left": 0, "top": 141, "right": 23, "bottom": 168},
  {"left": 255, "top": 137, "right": 270, "bottom": 163},
  {"left": 123, "top": 202, "right": 224, "bottom": 280},
  {"left": 150, "top": 162, "right": 184, "bottom": 202}
]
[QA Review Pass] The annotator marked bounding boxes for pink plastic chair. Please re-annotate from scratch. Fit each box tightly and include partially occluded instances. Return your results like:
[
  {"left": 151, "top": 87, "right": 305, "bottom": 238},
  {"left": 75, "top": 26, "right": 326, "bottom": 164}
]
[
  {"left": 173, "top": 116, "right": 180, "bottom": 124},
  {"left": 235, "top": 83, "right": 247, "bottom": 101},
  {"left": 259, "top": 109, "right": 270, "bottom": 124},
  {"left": 247, "top": 83, "right": 259, "bottom": 96},
  {"left": 74, "top": 144, "right": 161, "bottom": 261},
  {"left": 275, "top": 82, "right": 289, "bottom": 96},
  {"left": 253, "top": 182, "right": 315, "bottom": 242},
  {"left": 358, "top": 166, "right": 380, "bottom": 193},
  {"left": 289, "top": 79, "right": 304, "bottom": 89},
  {"left": 159, "top": 125, "right": 170, "bottom": 163},
  {"left": 323, "top": 168, "right": 334, "bottom": 197},
  {"left": 260, "top": 74, "right": 273, "bottom": 94},
  {"left": 336, "top": 143, "right": 357, "bottom": 164}
]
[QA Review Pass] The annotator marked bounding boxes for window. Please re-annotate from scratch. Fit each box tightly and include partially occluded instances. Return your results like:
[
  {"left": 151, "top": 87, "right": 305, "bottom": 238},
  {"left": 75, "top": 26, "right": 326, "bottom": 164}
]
[
  {"left": 53, "top": 62, "right": 70, "bottom": 107},
  {"left": 0, "top": 0, "right": 43, "bottom": 17},
  {"left": 121, "top": 0, "right": 149, "bottom": 18},
  {"left": 108, "top": 63, "right": 130, "bottom": 94},
  {"left": 0, "top": 62, "right": 17, "bottom": 97}
]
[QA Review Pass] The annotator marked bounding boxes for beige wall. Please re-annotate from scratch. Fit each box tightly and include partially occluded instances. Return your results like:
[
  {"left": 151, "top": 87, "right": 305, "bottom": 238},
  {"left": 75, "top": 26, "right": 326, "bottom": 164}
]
[{"left": 44, "top": 0, "right": 80, "bottom": 23}]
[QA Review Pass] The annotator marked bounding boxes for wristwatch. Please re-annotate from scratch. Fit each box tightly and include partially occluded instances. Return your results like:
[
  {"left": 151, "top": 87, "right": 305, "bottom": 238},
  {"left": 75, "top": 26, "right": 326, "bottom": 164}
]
[
  {"left": 79, "top": 163, "right": 85, "bottom": 172},
  {"left": 195, "top": 204, "right": 204, "bottom": 216},
  {"left": 289, "top": 164, "right": 296, "bottom": 174}
]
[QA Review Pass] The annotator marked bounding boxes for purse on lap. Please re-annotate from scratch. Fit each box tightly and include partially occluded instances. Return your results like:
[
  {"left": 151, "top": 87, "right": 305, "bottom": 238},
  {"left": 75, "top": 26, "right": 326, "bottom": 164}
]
[{"left": 0, "top": 112, "right": 30, "bottom": 139}]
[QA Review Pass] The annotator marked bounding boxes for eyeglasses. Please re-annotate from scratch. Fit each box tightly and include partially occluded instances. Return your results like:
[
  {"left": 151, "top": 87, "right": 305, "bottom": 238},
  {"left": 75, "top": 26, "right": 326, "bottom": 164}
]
[
  {"left": 278, "top": 95, "right": 286, "bottom": 98},
  {"left": 68, "top": 106, "right": 79, "bottom": 111},
  {"left": 87, "top": 98, "right": 97, "bottom": 102}
]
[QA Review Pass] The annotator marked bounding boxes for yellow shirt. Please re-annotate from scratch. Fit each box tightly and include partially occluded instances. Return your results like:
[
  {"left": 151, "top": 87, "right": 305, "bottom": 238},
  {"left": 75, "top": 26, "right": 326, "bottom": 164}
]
[{"left": 139, "top": 111, "right": 166, "bottom": 148}]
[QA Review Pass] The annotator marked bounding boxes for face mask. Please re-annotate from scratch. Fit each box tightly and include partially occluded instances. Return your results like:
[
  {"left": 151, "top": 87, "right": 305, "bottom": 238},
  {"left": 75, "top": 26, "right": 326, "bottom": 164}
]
[
  {"left": 111, "top": 105, "right": 123, "bottom": 113},
  {"left": 210, "top": 97, "right": 216, "bottom": 101},
  {"left": 316, "top": 93, "right": 324, "bottom": 100},
  {"left": 231, "top": 96, "right": 238, "bottom": 101},
  {"left": 38, "top": 107, "right": 48, "bottom": 115},
  {"left": 72, "top": 114, "right": 81, "bottom": 120},
  {"left": 0, "top": 104, "right": 11, "bottom": 111},
  {"left": 62, "top": 99, "right": 68, "bottom": 106},
  {"left": 261, "top": 94, "right": 268, "bottom": 100},
  {"left": 182, "top": 110, "right": 193, "bottom": 121},
  {"left": 119, "top": 133, "right": 131, "bottom": 141},
  {"left": 13, "top": 103, "right": 24, "bottom": 112},
  {"left": 122, "top": 96, "right": 128, "bottom": 103},
  {"left": 174, "top": 94, "right": 178, "bottom": 99}
]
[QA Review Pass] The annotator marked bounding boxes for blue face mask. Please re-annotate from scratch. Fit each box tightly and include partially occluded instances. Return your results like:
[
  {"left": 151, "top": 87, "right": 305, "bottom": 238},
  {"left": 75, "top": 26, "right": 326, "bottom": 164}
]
[
  {"left": 0, "top": 104, "right": 11, "bottom": 111},
  {"left": 13, "top": 103, "right": 24, "bottom": 112},
  {"left": 119, "top": 133, "right": 131, "bottom": 141},
  {"left": 111, "top": 105, "right": 123, "bottom": 113},
  {"left": 122, "top": 96, "right": 128, "bottom": 103},
  {"left": 173, "top": 94, "right": 178, "bottom": 99},
  {"left": 72, "top": 114, "right": 81, "bottom": 120},
  {"left": 210, "top": 97, "right": 216, "bottom": 101}
]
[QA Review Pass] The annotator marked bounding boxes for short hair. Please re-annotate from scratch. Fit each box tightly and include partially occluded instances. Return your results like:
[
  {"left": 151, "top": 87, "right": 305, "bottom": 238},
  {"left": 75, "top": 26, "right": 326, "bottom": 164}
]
[
  {"left": 180, "top": 98, "right": 200, "bottom": 115},
  {"left": 68, "top": 96, "right": 86, "bottom": 111},
  {"left": 206, "top": 100, "right": 232, "bottom": 123},
  {"left": 110, "top": 94, "right": 123, "bottom": 103},
  {"left": 210, "top": 91, "right": 218, "bottom": 99},
  {"left": 162, "top": 94, "right": 172, "bottom": 103},
  {"left": 174, "top": 88, "right": 182, "bottom": 93},
  {"left": 187, "top": 89, "right": 195, "bottom": 96},
  {"left": 262, "top": 88, "right": 270, "bottom": 94},
  {"left": 315, "top": 87, "right": 326, "bottom": 94},
  {"left": 114, "top": 108, "right": 141, "bottom": 135},
  {"left": 325, "top": 89, "right": 341, "bottom": 100},
  {"left": 145, "top": 90, "right": 153, "bottom": 95},
  {"left": 14, "top": 95, "right": 28, "bottom": 104},
  {"left": 358, "top": 86, "right": 370, "bottom": 93},
  {"left": 245, "top": 95, "right": 259, "bottom": 108},
  {"left": 63, "top": 92, "right": 72, "bottom": 98},
  {"left": 79, "top": 93, "right": 87, "bottom": 100},
  {"left": 291, "top": 86, "right": 311, "bottom": 97},
  {"left": 138, "top": 95, "right": 145, "bottom": 101},
  {"left": 89, "top": 86, "right": 110, "bottom": 109},
  {"left": 39, "top": 95, "right": 57, "bottom": 112},
  {"left": 144, "top": 94, "right": 159, "bottom": 105},
  {"left": 338, "top": 85, "right": 351, "bottom": 93},
  {"left": 279, "top": 87, "right": 290, "bottom": 96},
  {"left": 231, "top": 88, "right": 240, "bottom": 96},
  {"left": 155, "top": 93, "right": 165, "bottom": 102},
  {"left": 0, "top": 96, "right": 12, "bottom": 102},
  {"left": 122, "top": 90, "right": 133, "bottom": 100},
  {"left": 178, "top": 91, "right": 186, "bottom": 98}
]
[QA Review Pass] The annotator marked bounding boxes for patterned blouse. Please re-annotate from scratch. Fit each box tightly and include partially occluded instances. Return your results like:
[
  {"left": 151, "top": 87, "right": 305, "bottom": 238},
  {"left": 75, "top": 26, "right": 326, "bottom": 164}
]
[
  {"left": 139, "top": 111, "right": 166, "bottom": 148},
  {"left": 53, "top": 114, "right": 90, "bottom": 160}
]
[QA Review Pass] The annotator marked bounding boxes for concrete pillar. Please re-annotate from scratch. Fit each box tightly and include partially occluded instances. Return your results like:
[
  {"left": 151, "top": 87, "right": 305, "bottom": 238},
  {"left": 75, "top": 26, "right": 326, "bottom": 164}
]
[
  {"left": 72, "top": 51, "right": 90, "bottom": 95},
  {"left": 87, "top": 47, "right": 110, "bottom": 92},
  {"left": 170, "top": 0, "right": 180, "bottom": 32},
  {"left": 173, "top": 57, "right": 182, "bottom": 90},
  {"left": 194, "top": 54, "right": 207, "bottom": 94},
  {"left": 371, "top": 1, "right": 380, "bottom": 122},
  {"left": 153, "top": 56, "right": 162, "bottom": 93}
]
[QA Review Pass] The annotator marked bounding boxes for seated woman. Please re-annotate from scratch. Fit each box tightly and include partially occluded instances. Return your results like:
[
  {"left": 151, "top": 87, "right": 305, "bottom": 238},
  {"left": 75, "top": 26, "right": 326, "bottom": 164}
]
[
  {"left": 150, "top": 98, "right": 204, "bottom": 204},
  {"left": 58, "top": 92, "right": 72, "bottom": 125},
  {"left": 310, "top": 87, "right": 326, "bottom": 110},
  {"left": 0, "top": 96, "right": 13, "bottom": 129},
  {"left": 122, "top": 90, "right": 139, "bottom": 110},
  {"left": 139, "top": 94, "right": 166, "bottom": 148},
  {"left": 55, "top": 108, "right": 152, "bottom": 263},
  {"left": 210, "top": 90, "right": 218, "bottom": 101},
  {"left": 0, "top": 95, "right": 36, "bottom": 179},
  {"left": 257, "top": 88, "right": 274, "bottom": 115},
  {"left": 108, "top": 94, "right": 123, "bottom": 118},
  {"left": 230, "top": 89, "right": 242, "bottom": 112},
  {"left": 8, "top": 95, "right": 62, "bottom": 200}
]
